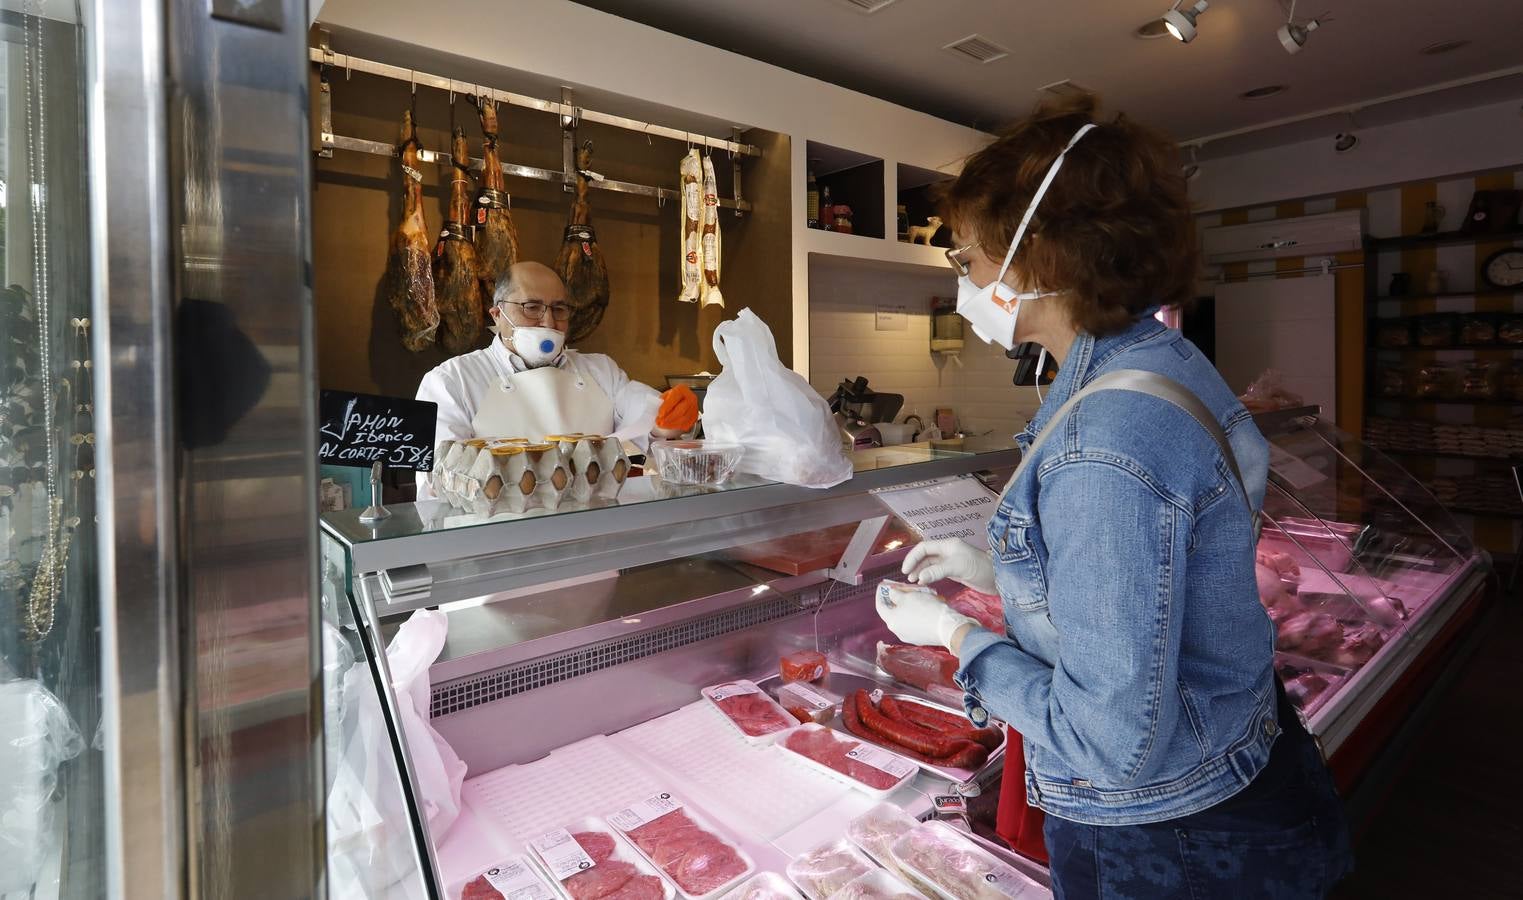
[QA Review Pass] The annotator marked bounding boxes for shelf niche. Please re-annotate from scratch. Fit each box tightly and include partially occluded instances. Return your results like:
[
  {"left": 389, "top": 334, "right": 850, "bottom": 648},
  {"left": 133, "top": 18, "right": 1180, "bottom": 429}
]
[
  {"left": 806, "top": 140, "right": 884, "bottom": 239},
  {"left": 896, "top": 162, "right": 954, "bottom": 248}
]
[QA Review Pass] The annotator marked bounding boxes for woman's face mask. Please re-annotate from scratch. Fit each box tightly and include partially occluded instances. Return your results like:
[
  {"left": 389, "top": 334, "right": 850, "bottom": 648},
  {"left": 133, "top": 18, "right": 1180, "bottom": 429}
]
[{"left": 953, "top": 123, "right": 1097, "bottom": 352}]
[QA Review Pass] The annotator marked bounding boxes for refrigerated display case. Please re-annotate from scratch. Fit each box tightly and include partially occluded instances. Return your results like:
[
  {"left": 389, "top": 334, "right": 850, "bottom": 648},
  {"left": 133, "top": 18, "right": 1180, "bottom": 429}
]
[
  {"left": 1252, "top": 406, "right": 1491, "bottom": 784},
  {"left": 319, "top": 443, "right": 1049, "bottom": 899}
]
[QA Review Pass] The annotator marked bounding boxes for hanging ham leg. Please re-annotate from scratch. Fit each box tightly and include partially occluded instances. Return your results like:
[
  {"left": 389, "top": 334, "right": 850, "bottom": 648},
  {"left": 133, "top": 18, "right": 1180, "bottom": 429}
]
[
  {"left": 384, "top": 110, "right": 439, "bottom": 351},
  {"left": 558, "top": 141, "right": 610, "bottom": 343},
  {"left": 435, "top": 127, "right": 485, "bottom": 354},
  {"left": 472, "top": 97, "right": 520, "bottom": 293}
]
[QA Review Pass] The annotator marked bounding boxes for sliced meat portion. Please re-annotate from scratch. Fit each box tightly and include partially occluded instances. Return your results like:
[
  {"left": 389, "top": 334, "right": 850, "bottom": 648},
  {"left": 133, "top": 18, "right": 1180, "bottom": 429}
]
[
  {"left": 570, "top": 831, "right": 618, "bottom": 865},
  {"left": 602, "top": 875, "right": 666, "bottom": 900},
  {"left": 564, "top": 861, "right": 637, "bottom": 900},
  {"left": 627, "top": 811, "right": 748, "bottom": 897},
  {"left": 461, "top": 876, "right": 505, "bottom": 900}
]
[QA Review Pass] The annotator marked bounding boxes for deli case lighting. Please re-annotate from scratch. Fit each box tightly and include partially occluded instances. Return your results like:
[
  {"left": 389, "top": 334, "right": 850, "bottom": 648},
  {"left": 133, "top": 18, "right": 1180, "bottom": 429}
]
[{"left": 319, "top": 414, "right": 1487, "bottom": 898}]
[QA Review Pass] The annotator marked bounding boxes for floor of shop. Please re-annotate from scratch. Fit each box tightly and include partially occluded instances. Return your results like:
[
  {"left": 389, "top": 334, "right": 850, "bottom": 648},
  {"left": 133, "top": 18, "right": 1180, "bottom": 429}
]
[{"left": 1333, "top": 591, "right": 1523, "bottom": 898}]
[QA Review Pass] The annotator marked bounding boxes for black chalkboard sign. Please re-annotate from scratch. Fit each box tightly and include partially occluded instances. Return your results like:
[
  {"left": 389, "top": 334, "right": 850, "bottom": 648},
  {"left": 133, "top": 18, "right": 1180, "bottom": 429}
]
[{"left": 319, "top": 390, "right": 438, "bottom": 472}]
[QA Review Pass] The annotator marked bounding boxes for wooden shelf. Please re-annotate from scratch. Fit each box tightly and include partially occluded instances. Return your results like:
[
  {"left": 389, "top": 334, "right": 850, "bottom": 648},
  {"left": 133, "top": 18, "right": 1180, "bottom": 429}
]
[
  {"left": 1367, "top": 395, "right": 1523, "bottom": 407},
  {"left": 804, "top": 228, "right": 953, "bottom": 274},
  {"left": 1368, "top": 226, "right": 1523, "bottom": 251},
  {"left": 1369, "top": 448, "right": 1521, "bottom": 464},
  {"left": 1370, "top": 292, "right": 1523, "bottom": 306},
  {"left": 1369, "top": 343, "right": 1523, "bottom": 352}
]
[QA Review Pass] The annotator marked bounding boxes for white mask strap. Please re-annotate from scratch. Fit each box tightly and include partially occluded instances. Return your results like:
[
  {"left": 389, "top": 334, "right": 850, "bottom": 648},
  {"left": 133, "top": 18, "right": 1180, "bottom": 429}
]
[
  {"left": 1034, "top": 346, "right": 1049, "bottom": 403},
  {"left": 992, "top": 123, "right": 1098, "bottom": 288}
]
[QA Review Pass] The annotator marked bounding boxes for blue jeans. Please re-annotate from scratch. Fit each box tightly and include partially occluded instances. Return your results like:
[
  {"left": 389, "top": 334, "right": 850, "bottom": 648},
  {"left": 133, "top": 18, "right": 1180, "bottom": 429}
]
[{"left": 1044, "top": 684, "right": 1352, "bottom": 899}]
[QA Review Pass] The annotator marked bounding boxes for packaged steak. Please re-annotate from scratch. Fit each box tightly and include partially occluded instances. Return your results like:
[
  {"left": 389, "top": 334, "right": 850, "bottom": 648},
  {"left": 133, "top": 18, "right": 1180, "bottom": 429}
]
[
  {"left": 778, "top": 724, "right": 917, "bottom": 798},
  {"left": 875, "top": 642, "right": 963, "bottom": 705},
  {"left": 845, "top": 802, "right": 921, "bottom": 876},
  {"left": 457, "top": 855, "right": 561, "bottom": 900},
  {"left": 527, "top": 819, "right": 675, "bottom": 900},
  {"left": 608, "top": 793, "right": 756, "bottom": 900},
  {"left": 890, "top": 821, "right": 1043, "bottom": 900},
  {"left": 780, "top": 649, "right": 829, "bottom": 683},
  {"left": 832, "top": 870, "right": 925, "bottom": 900},
  {"left": 726, "top": 872, "right": 804, "bottom": 900},
  {"left": 701, "top": 680, "right": 797, "bottom": 744},
  {"left": 784, "top": 839, "right": 874, "bottom": 900}
]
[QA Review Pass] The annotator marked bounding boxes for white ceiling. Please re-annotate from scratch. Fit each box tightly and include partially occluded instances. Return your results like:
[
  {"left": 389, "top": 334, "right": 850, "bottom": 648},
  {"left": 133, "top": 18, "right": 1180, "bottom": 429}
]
[{"left": 570, "top": 0, "right": 1523, "bottom": 155}]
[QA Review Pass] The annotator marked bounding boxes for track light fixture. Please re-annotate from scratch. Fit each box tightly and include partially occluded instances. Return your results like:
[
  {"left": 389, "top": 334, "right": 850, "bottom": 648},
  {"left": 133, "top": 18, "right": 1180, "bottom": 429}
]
[
  {"left": 1333, "top": 110, "right": 1359, "bottom": 153},
  {"left": 1278, "top": 0, "right": 1327, "bottom": 54},
  {"left": 1163, "top": 0, "right": 1208, "bottom": 43},
  {"left": 1181, "top": 145, "right": 1202, "bottom": 181}
]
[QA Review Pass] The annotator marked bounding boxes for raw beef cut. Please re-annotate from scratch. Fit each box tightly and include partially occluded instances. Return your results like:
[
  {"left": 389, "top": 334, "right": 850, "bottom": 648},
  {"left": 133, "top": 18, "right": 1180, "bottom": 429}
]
[
  {"left": 704, "top": 682, "right": 794, "bottom": 738},
  {"left": 946, "top": 588, "right": 1003, "bottom": 632},
  {"left": 782, "top": 727, "right": 903, "bottom": 791},
  {"left": 462, "top": 876, "right": 505, "bottom": 900},
  {"left": 604, "top": 875, "right": 667, "bottom": 900},
  {"left": 627, "top": 811, "right": 749, "bottom": 897},
  {"left": 875, "top": 642, "right": 960, "bottom": 701},
  {"left": 571, "top": 831, "right": 618, "bottom": 865},
  {"left": 564, "top": 860, "right": 636, "bottom": 900}
]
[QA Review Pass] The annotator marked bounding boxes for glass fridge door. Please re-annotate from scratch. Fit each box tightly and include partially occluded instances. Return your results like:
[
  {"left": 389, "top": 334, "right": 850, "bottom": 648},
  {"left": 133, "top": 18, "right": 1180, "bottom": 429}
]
[{"left": 0, "top": 4, "right": 101, "bottom": 895}]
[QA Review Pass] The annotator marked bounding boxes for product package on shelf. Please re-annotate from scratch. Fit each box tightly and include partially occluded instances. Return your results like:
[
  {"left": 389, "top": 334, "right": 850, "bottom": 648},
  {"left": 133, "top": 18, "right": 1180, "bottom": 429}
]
[
  {"left": 784, "top": 838, "right": 875, "bottom": 900},
  {"left": 889, "top": 821, "right": 1044, "bottom": 900},
  {"left": 777, "top": 724, "right": 917, "bottom": 799},
  {"left": 700, "top": 680, "right": 797, "bottom": 744},
  {"left": 832, "top": 869, "right": 925, "bottom": 900},
  {"left": 774, "top": 681, "right": 839, "bottom": 725},
  {"left": 607, "top": 793, "right": 755, "bottom": 900},
  {"left": 528, "top": 818, "right": 675, "bottom": 900},
  {"left": 845, "top": 802, "right": 921, "bottom": 879},
  {"left": 456, "top": 855, "right": 562, "bottom": 900},
  {"left": 727, "top": 872, "right": 804, "bottom": 900}
]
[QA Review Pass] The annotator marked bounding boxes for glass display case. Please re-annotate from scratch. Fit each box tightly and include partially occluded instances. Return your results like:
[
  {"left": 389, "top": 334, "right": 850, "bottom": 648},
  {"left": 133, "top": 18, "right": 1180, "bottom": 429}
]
[
  {"left": 1252, "top": 406, "right": 1489, "bottom": 755},
  {"left": 319, "top": 443, "right": 1030, "bottom": 899}
]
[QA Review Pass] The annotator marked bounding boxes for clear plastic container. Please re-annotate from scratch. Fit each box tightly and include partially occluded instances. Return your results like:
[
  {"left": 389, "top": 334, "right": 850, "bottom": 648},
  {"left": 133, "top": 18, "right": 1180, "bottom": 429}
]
[
  {"left": 845, "top": 802, "right": 920, "bottom": 876},
  {"left": 527, "top": 817, "right": 676, "bottom": 900},
  {"left": 453, "top": 855, "right": 562, "bottom": 900},
  {"left": 890, "top": 821, "right": 1043, "bottom": 900},
  {"left": 832, "top": 869, "right": 925, "bottom": 900},
  {"left": 701, "top": 680, "right": 798, "bottom": 745},
  {"left": 650, "top": 440, "right": 744, "bottom": 485},
  {"left": 785, "top": 839, "right": 875, "bottom": 900},
  {"left": 608, "top": 793, "right": 757, "bottom": 900},
  {"left": 725, "top": 872, "right": 803, "bottom": 900},
  {"left": 776, "top": 724, "right": 917, "bottom": 799}
]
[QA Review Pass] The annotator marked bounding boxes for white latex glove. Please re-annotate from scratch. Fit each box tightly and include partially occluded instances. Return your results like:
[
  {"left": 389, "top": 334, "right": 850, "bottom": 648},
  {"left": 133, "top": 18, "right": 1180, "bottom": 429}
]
[
  {"left": 875, "top": 582, "right": 981, "bottom": 650},
  {"left": 901, "top": 538, "right": 997, "bottom": 595}
]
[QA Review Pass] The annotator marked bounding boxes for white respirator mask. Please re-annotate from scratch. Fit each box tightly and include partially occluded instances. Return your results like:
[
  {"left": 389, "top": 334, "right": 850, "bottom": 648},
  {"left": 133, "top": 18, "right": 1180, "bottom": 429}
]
[
  {"left": 954, "top": 123, "right": 1097, "bottom": 353},
  {"left": 509, "top": 325, "right": 565, "bottom": 368}
]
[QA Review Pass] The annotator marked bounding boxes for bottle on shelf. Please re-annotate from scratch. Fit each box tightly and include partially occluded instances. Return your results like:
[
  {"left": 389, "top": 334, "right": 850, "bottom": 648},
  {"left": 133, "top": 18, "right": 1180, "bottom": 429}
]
[
  {"left": 806, "top": 161, "right": 820, "bottom": 230},
  {"left": 821, "top": 185, "right": 833, "bottom": 231}
]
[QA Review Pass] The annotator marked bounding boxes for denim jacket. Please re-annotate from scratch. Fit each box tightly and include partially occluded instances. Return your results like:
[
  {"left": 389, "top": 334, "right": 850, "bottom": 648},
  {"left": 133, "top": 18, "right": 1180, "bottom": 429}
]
[{"left": 955, "top": 315, "right": 1278, "bottom": 826}]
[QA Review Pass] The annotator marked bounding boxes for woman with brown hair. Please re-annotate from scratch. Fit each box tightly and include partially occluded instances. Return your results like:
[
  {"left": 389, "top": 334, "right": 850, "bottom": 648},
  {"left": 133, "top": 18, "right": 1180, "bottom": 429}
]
[{"left": 876, "top": 95, "right": 1352, "bottom": 897}]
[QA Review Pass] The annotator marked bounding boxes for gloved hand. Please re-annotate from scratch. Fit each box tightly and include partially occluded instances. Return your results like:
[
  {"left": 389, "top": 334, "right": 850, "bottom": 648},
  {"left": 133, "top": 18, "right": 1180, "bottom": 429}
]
[
  {"left": 655, "top": 385, "right": 700, "bottom": 433},
  {"left": 901, "top": 538, "right": 997, "bottom": 595},
  {"left": 875, "top": 581, "right": 981, "bottom": 650}
]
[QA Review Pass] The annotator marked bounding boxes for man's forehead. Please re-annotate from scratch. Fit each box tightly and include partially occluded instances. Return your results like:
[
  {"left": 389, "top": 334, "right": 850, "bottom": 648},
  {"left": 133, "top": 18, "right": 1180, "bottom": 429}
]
[{"left": 508, "top": 269, "right": 568, "bottom": 301}]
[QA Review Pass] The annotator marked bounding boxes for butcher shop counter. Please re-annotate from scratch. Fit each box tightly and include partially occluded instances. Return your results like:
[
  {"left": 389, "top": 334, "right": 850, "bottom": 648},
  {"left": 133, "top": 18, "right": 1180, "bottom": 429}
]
[
  {"left": 318, "top": 442, "right": 1030, "bottom": 899},
  {"left": 1250, "top": 407, "right": 1492, "bottom": 794}
]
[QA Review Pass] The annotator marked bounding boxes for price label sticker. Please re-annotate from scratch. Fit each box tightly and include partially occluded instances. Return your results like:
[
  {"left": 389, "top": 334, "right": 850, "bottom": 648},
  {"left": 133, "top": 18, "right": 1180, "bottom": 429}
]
[
  {"left": 482, "top": 859, "right": 558, "bottom": 900},
  {"left": 704, "top": 681, "right": 761, "bottom": 703},
  {"left": 845, "top": 744, "right": 917, "bottom": 780},
  {"left": 779, "top": 682, "right": 833, "bottom": 711},
  {"left": 983, "top": 863, "right": 1037, "bottom": 899},
  {"left": 530, "top": 829, "right": 596, "bottom": 881},
  {"left": 608, "top": 793, "right": 683, "bottom": 832}
]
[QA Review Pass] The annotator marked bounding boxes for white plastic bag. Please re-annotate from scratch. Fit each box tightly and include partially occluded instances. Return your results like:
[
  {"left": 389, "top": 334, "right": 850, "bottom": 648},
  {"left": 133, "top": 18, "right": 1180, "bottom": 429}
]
[
  {"left": 703, "top": 308, "right": 853, "bottom": 488},
  {"left": 325, "top": 609, "right": 465, "bottom": 899},
  {"left": 0, "top": 675, "right": 84, "bottom": 894}
]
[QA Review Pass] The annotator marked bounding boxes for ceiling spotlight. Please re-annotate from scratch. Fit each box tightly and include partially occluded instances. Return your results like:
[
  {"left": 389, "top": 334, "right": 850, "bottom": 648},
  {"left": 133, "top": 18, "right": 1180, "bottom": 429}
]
[
  {"left": 1163, "top": 0, "right": 1208, "bottom": 43},
  {"left": 1277, "top": 0, "right": 1327, "bottom": 54},
  {"left": 1333, "top": 110, "right": 1359, "bottom": 153},
  {"left": 1182, "top": 145, "right": 1202, "bottom": 181}
]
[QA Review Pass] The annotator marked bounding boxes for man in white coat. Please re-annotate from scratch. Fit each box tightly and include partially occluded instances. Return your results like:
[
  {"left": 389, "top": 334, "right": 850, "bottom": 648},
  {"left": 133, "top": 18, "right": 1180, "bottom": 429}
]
[{"left": 415, "top": 261, "right": 691, "bottom": 499}]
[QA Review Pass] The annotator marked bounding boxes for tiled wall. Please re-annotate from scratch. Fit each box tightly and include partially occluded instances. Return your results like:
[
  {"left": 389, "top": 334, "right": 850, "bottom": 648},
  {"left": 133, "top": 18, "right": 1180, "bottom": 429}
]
[{"left": 806, "top": 259, "right": 1039, "bottom": 440}]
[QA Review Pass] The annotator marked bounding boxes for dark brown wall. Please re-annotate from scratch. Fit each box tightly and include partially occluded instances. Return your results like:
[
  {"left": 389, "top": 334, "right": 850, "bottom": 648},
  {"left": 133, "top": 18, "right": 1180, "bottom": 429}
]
[{"left": 311, "top": 70, "right": 791, "bottom": 398}]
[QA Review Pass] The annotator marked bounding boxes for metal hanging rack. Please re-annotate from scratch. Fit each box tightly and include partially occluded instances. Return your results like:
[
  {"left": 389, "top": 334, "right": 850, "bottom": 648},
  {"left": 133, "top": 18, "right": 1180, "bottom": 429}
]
[{"left": 311, "top": 38, "right": 757, "bottom": 214}]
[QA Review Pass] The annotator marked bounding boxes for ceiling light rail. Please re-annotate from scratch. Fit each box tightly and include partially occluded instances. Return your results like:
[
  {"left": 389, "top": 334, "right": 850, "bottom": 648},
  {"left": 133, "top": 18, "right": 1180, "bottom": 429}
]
[
  {"left": 1179, "top": 63, "right": 1523, "bottom": 151},
  {"left": 307, "top": 47, "right": 761, "bottom": 159}
]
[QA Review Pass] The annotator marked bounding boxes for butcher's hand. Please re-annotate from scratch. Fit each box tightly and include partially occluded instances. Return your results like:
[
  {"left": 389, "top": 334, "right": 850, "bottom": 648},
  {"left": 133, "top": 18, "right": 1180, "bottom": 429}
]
[
  {"left": 654, "top": 385, "right": 700, "bottom": 438},
  {"left": 876, "top": 583, "right": 981, "bottom": 652},
  {"left": 901, "top": 538, "right": 997, "bottom": 595}
]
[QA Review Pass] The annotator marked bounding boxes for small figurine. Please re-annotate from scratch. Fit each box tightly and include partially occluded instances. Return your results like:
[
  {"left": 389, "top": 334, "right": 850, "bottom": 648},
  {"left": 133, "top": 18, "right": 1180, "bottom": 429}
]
[{"left": 906, "top": 215, "right": 942, "bottom": 245}]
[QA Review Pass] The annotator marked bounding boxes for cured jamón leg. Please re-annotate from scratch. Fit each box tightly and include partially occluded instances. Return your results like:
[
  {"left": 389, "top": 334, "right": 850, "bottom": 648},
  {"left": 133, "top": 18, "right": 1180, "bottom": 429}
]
[
  {"left": 435, "top": 127, "right": 485, "bottom": 354},
  {"left": 384, "top": 110, "right": 439, "bottom": 351},
  {"left": 472, "top": 97, "right": 519, "bottom": 292},
  {"left": 557, "top": 141, "right": 610, "bottom": 343}
]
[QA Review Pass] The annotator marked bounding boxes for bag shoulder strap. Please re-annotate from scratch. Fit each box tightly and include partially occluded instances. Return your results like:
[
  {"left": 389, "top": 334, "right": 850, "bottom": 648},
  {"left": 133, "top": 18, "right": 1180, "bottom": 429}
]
[{"left": 1004, "top": 369, "right": 1247, "bottom": 503}]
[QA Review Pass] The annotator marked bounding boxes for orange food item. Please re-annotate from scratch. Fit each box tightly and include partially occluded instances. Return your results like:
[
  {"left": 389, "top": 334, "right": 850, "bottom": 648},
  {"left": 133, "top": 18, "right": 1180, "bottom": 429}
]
[
  {"left": 780, "top": 649, "right": 828, "bottom": 683},
  {"left": 656, "top": 385, "right": 700, "bottom": 432}
]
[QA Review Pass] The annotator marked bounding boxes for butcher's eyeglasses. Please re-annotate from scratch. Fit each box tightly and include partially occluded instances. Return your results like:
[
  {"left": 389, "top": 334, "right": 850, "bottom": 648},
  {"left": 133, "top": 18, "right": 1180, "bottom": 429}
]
[
  {"left": 946, "top": 242, "right": 980, "bottom": 277},
  {"left": 501, "top": 300, "right": 574, "bottom": 322}
]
